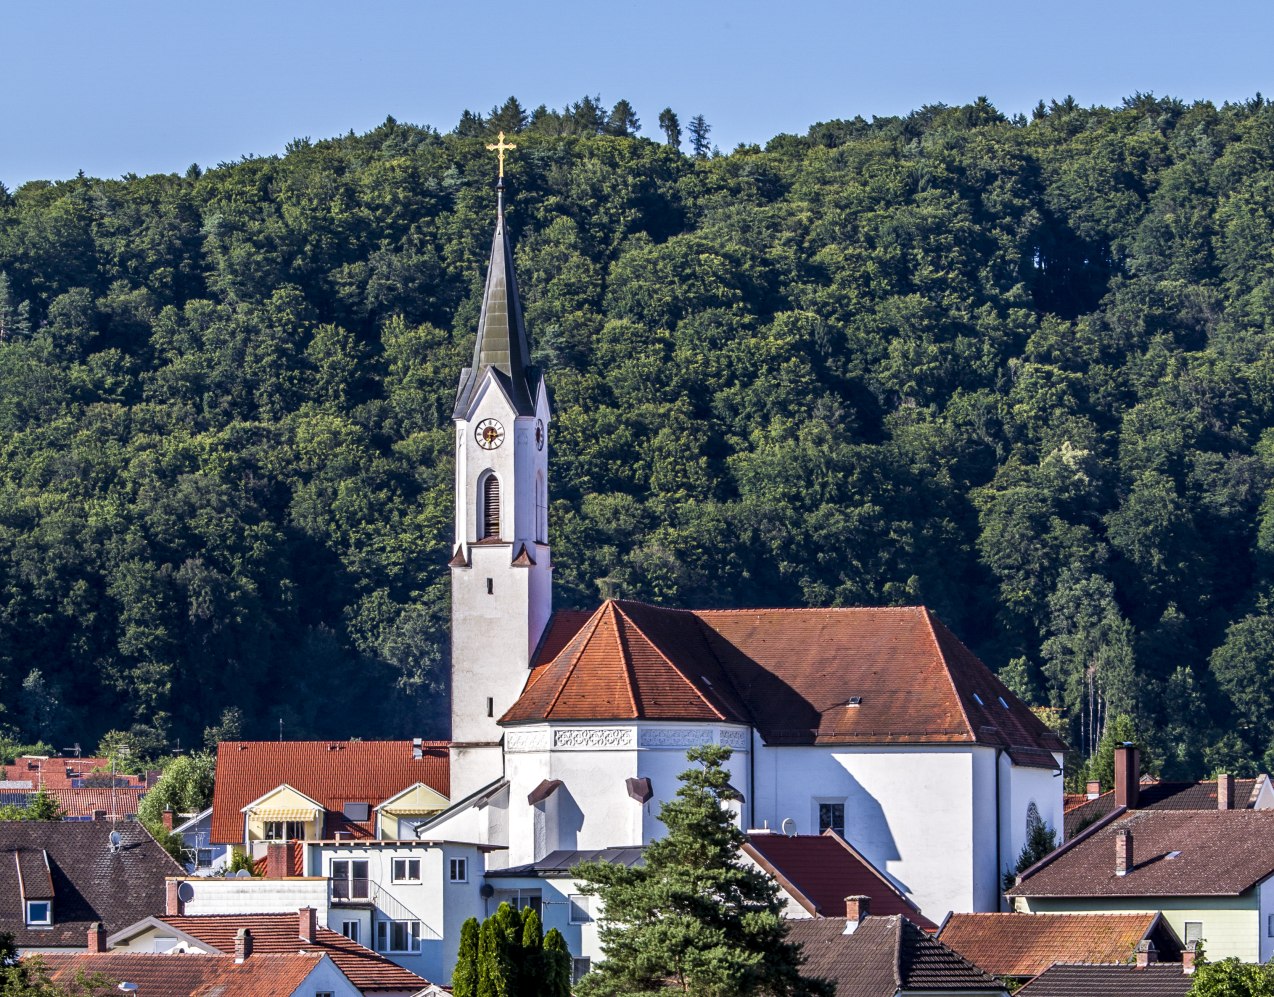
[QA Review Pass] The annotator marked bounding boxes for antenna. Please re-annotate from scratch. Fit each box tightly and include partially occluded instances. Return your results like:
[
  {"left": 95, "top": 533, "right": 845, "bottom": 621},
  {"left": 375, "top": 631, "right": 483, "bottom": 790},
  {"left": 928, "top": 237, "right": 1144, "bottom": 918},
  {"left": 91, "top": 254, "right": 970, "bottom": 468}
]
[{"left": 279, "top": 719, "right": 284, "bottom": 742}]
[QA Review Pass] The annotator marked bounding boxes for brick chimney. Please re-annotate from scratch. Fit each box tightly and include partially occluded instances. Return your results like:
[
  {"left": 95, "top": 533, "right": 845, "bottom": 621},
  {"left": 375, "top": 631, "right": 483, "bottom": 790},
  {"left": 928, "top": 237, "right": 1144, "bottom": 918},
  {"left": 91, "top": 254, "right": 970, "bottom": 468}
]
[
  {"left": 1114, "top": 743, "right": 1140, "bottom": 810},
  {"left": 843, "top": 895, "right": 870, "bottom": 934},
  {"left": 266, "top": 841, "right": 289, "bottom": 879},
  {"left": 1115, "top": 828, "right": 1133, "bottom": 876},
  {"left": 1085, "top": 780, "right": 1101, "bottom": 800},
  {"left": 1183, "top": 942, "right": 1198, "bottom": 975},
  {"left": 234, "top": 927, "right": 252, "bottom": 962},
  {"left": 87, "top": 922, "right": 107, "bottom": 953},
  {"left": 1135, "top": 940, "right": 1157, "bottom": 967},
  {"left": 162, "top": 808, "right": 175, "bottom": 832},
  {"left": 299, "top": 906, "right": 317, "bottom": 944},
  {"left": 165, "top": 879, "right": 185, "bottom": 916},
  {"left": 1218, "top": 773, "right": 1234, "bottom": 811}
]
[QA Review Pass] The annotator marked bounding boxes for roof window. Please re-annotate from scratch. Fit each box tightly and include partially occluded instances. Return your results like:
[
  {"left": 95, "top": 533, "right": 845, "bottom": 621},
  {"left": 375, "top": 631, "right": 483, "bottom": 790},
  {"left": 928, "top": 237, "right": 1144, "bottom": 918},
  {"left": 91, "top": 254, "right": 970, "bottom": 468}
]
[
  {"left": 998, "top": 696, "right": 1009, "bottom": 709},
  {"left": 846, "top": 697, "right": 862, "bottom": 707},
  {"left": 972, "top": 693, "right": 984, "bottom": 706}
]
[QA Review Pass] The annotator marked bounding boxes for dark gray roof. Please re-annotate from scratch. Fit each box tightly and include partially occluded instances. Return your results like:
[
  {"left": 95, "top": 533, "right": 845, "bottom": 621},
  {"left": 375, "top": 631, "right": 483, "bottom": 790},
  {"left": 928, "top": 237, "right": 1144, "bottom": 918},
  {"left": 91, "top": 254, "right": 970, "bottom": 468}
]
[
  {"left": 1016, "top": 963, "right": 1192, "bottom": 997},
  {"left": 0, "top": 820, "right": 183, "bottom": 949},
  {"left": 485, "top": 847, "right": 645, "bottom": 878},
  {"left": 453, "top": 182, "right": 541, "bottom": 418},
  {"left": 788, "top": 916, "right": 1006, "bottom": 997}
]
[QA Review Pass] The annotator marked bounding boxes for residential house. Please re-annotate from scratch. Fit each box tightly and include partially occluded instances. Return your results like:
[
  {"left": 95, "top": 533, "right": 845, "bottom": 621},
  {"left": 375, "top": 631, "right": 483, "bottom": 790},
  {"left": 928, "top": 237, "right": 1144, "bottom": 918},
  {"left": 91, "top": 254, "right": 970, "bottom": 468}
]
[
  {"left": 209, "top": 739, "right": 450, "bottom": 856},
  {"left": 742, "top": 829, "right": 937, "bottom": 927},
  {"left": 172, "top": 807, "right": 231, "bottom": 875},
  {"left": 40, "top": 929, "right": 362, "bottom": 997},
  {"left": 107, "top": 908, "right": 432, "bottom": 996},
  {"left": 786, "top": 909, "right": 1007, "bottom": 997},
  {"left": 938, "top": 912, "right": 1182, "bottom": 983},
  {"left": 0, "top": 820, "right": 182, "bottom": 953},
  {"left": 1008, "top": 762, "right": 1274, "bottom": 963},
  {"left": 1015, "top": 947, "right": 1199, "bottom": 997},
  {"left": 0, "top": 755, "right": 151, "bottom": 820}
]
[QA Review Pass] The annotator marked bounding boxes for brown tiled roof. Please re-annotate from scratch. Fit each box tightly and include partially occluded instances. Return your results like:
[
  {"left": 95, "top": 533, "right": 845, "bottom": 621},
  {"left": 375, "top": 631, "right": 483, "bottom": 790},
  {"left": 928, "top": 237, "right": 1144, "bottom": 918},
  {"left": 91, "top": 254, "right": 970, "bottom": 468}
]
[
  {"left": 1015, "top": 963, "right": 1192, "bottom": 997},
  {"left": 0, "top": 821, "right": 183, "bottom": 948},
  {"left": 156, "top": 913, "right": 431, "bottom": 991},
  {"left": 743, "top": 831, "right": 936, "bottom": 929},
  {"left": 505, "top": 602, "right": 1064, "bottom": 759},
  {"left": 1011, "top": 809, "right": 1274, "bottom": 898},
  {"left": 1064, "top": 779, "right": 1263, "bottom": 839},
  {"left": 40, "top": 951, "right": 332, "bottom": 997},
  {"left": 48, "top": 787, "right": 147, "bottom": 818},
  {"left": 210, "top": 740, "right": 449, "bottom": 844},
  {"left": 789, "top": 915, "right": 1004, "bottom": 996},
  {"left": 938, "top": 913, "right": 1174, "bottom": 978}
]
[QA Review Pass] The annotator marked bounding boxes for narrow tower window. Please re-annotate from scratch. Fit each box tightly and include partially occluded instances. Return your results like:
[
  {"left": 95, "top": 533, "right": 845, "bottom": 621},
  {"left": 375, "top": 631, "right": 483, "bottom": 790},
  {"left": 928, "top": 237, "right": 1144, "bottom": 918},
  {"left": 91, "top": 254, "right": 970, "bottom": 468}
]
[
  {"left": 482, "top": 474, "right": 501, "bottom": 539},
  {"left": 536, "top": 471, "right": 547, "bottom": 543}
]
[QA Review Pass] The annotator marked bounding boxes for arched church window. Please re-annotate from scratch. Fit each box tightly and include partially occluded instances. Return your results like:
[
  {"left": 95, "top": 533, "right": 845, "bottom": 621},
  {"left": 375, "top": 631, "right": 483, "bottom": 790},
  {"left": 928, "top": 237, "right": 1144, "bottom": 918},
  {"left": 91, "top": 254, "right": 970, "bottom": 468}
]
[{"left": 481, "top": 474, "right": 501, "bottom": 539}]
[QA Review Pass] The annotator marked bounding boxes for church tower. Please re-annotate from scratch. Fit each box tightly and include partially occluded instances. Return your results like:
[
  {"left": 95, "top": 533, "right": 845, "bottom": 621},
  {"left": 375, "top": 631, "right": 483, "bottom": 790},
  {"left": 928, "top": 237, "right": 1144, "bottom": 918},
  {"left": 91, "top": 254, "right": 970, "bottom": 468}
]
[{"left": 449, "top": 157, "right": 552, "bottom": 798}]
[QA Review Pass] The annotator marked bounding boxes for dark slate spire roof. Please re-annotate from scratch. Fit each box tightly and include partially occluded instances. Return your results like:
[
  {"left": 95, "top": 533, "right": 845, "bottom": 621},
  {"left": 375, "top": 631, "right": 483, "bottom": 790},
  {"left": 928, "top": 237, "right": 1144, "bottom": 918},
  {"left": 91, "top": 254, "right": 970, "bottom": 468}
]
[{"left": 454, "top": 178, "right": 540, "bottom": 418}]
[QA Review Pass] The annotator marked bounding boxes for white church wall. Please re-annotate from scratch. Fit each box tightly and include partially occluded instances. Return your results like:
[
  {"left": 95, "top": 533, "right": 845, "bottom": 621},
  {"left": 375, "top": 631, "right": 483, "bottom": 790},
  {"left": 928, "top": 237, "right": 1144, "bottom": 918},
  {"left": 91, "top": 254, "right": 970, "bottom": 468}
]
[
  {"left": 1001, "top": 754, "right": 1065, "bottom": 883},
  {"left": 503, "top": 723, "right": 751, "bottom": 867},
  {"left": 752, "top": 743, "right": 977, "bottom": 921}
]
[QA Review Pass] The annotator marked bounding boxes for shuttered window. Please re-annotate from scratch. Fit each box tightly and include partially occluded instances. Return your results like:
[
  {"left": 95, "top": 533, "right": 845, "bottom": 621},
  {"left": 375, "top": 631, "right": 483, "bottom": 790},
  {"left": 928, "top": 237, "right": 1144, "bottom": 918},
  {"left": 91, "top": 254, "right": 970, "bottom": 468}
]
[{"left": 482, "top": 475, "right": 501, "bottom": 539}]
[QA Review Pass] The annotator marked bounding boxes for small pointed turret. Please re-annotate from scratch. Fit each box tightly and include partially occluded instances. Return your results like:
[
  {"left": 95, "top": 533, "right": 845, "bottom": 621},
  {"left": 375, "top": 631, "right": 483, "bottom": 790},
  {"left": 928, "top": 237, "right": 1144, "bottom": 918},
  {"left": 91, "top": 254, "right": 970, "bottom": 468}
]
[{"left": 453, "top": 178, "right": 538, "bottom": 417}]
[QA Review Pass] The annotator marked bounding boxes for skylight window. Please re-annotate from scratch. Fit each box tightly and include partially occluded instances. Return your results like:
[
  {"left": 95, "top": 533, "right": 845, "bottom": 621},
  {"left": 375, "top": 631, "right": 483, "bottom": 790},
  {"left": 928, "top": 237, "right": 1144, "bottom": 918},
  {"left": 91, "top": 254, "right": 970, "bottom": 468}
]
[
  {"left": 1166, "top": 850, "right": 1182, "bottom": 859},
  {"left": 998, "top": 696, "right": 1009, "bottom": 709},
  {"left": 972, "top": 693, "right": 984, "bottom": 706},
  {"left": 846, "top": 697, "right": 862, "bottom": 707}
]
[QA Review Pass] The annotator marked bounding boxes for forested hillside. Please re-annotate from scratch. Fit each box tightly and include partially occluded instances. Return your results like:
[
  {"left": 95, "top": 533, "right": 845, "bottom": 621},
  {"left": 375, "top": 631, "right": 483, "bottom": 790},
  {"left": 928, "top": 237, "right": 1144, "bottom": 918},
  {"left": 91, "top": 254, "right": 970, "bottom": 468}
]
[{"left": 3, "top": 94, "right": 1274, "bottom": 778}]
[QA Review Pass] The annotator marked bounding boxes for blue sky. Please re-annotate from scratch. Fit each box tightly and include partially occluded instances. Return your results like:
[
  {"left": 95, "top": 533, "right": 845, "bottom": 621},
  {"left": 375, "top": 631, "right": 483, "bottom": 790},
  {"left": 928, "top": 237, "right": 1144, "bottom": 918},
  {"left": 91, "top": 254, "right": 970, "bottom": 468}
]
[{"left": 5, "top": 0, "right": 1272, "bottom": 186}]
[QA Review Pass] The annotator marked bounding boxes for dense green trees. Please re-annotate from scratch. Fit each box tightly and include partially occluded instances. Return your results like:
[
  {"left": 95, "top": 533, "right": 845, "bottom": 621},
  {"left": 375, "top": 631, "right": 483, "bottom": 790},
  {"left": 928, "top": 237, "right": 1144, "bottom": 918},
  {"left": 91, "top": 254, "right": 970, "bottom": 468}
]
[
  {"left": 1, "top": 94, "right": 1273, "bottom": 777},
  {"left": 451, "top": 904, "right": 570, "bottom": 997}
]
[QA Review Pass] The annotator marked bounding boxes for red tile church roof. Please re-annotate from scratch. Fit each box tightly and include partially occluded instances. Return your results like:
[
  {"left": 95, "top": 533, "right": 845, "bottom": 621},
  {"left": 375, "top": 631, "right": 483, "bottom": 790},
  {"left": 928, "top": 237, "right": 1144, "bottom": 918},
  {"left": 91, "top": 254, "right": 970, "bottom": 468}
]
[
  {"left": 504, "top": 601, "right": 1064, "bottom": 760},
  {"left": 210, "top": 740, "right": 449, "bottom": 845}
]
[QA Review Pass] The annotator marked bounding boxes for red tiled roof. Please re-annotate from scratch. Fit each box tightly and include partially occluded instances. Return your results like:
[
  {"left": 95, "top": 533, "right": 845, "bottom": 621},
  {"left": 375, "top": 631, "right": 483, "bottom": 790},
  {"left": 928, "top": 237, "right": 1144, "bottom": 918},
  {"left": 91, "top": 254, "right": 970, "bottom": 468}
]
[
  {"left": 158, "top": 913, "right": 432, "bottom": 991},
  {"left": 41, "top": 951, "right": 330, "bottom": 997},
  {"left": 505, "top": 602, "right": 1064, "bottom": 758},
  {"left": 938, "top": 913, "right": 1171, "bottom": 978},
  {"left": 0, "top": 757, "right": 148, "bottom": 790},
  {"left": 788, "top": 915, "right": 1004, "bottom": 996},
  {"left": 47, "top": 786, "right": 147, "bottom": 818},
  {"left": 1011, "top": 809, "right": 1274, "bottom": 898},
  {"left": 744, "top": 830, "right": 936, "bottom": 929},
  {"left": 210, "top": 740, "right": 449, "bottom": 844}
]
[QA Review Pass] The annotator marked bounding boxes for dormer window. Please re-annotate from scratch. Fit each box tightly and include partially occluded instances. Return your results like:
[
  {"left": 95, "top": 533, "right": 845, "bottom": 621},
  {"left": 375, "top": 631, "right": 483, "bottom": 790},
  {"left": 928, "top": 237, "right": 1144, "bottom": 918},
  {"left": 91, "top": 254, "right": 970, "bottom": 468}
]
[{"left": 25, "top": 900, "right": 52, "bottom": 926}]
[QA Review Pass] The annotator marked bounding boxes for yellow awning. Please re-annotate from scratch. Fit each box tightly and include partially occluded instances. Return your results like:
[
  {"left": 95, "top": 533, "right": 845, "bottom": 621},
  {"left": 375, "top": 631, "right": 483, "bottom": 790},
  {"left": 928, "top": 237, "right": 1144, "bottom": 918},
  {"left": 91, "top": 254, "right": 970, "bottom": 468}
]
[{"left": 250, "top": 808, "right": 317, "bottom": 821}]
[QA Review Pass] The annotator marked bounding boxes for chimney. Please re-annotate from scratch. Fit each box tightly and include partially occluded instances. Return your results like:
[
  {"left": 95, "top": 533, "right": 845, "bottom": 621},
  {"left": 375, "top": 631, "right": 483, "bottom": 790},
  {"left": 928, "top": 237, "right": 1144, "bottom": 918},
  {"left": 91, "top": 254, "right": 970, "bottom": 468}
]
[
  {"left": 162, "top": 808, "right": 175, "bottom": 832},
  {"left": 843, "top": 895, "right": 870, "bottom": 933},
  {"left": 1183, "top": 942, "right": 1198, "bottom": 975},
  {"left": 266, "top": 841, "right": 289, "bottom": 879},
  {"left": 1135, "top": 940, "right": 1158, "bottom": 968},
  {"left": 1114, "top": 743, "right": 1140, "bottom": 810},
  {"left": 87, "top": 922, "right": 107, "bottom": 953},
  {"left": 234, "top": 927, "right": 252, "bottom": 962},
  {"left": 1085, "top": 780, "right": 1101, "bottom": 800},
  {"left": 1115, "top": 828, "right": 1133, "bottom": 876},
  {"left": 1218, "top": 773, "right": 1234, "bottom": 811},
  {"left": 166, "top": 879, "right": 186, "bottom": 916},
  {"left": 299, "top": 906, "right": 317, "bottom": 944}
]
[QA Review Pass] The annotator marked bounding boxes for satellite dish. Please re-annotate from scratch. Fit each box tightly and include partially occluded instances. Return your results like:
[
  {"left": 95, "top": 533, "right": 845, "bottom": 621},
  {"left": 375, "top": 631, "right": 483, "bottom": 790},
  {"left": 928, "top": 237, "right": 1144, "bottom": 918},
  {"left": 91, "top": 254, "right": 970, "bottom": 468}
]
[
  {"left": 177, "top": 881, "right": 195, "bottom": 902},
  {"left": 109, "top": 830, "right": 122, "bottom": 851},
  {"left": 118, "top": 984, "right": 139, "bottom": 993},
  {"left": 235, "top": 869, "right": 252, "bottom": 878},
  {"left": 781, "top": 817, "right": 796, "bottom": 837}
]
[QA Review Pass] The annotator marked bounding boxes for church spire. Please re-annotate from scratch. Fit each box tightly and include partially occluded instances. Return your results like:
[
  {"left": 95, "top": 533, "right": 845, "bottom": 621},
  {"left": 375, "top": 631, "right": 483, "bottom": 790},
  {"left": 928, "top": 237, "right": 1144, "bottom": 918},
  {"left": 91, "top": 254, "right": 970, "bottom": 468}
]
[{"left": 453, "top": 144, "right": 537, "bottom": 418}]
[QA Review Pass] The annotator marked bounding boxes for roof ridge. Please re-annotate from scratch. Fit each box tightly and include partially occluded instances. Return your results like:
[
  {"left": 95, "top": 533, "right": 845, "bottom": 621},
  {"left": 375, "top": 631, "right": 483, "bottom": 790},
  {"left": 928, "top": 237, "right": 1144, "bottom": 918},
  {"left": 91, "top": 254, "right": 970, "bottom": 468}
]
[
  {"left": 614, "top": 603, "right": 726, "bottom": 721},
  {"left": 919, "top": 608, "right": 977, "bottom": 744},
  {"left": 542, "top": 605, "right": 612, "bottom": 718},
  {"left": 893, "top": 915, "right": 906, "bottom": 990},
  {"left": 611, "top": 603, "right": 640, "bottom": 718}
]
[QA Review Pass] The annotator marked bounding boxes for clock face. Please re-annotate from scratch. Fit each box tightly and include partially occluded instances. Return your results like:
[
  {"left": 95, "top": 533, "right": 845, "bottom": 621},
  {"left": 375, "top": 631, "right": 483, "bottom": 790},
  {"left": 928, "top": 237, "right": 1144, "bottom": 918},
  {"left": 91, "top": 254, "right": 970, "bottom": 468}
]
[
  {"left": 475, "top": 418, "right": 505, "bottom": 450},
  {"left": 535, "top": 419, "right": 545, "bottom": 451}
]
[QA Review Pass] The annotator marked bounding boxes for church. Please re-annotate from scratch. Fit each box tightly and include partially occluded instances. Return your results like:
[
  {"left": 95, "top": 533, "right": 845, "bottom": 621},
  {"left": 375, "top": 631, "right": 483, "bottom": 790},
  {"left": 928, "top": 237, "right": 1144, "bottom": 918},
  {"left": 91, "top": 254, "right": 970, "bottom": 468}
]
[{"left": 428, "top": 154, "right": 1066, "bottom": 923}]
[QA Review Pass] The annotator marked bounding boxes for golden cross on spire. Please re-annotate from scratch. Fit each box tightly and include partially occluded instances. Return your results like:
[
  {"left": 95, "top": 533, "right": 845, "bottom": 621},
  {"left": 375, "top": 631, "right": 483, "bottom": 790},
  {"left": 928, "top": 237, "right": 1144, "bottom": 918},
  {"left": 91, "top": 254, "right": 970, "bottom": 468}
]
[{"left": 486, "top": 131, "right": 517, "bottom": 178}]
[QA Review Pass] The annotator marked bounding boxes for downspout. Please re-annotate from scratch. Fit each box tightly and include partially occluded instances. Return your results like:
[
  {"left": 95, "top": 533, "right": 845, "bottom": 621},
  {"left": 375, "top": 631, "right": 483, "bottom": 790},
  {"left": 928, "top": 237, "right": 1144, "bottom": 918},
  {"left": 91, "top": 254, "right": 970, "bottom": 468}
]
[
  {"left": 748, "top": 727, "right": 756, "bottom": 830},
  {"left": 994, "top": 748, "right": 1003, "bottom": 912}
]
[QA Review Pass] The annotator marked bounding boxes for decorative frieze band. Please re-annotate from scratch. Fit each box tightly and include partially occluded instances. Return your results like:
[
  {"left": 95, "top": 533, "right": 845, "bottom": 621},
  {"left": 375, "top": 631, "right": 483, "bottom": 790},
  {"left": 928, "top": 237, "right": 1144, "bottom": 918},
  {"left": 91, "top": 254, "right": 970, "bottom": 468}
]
[
  {"left": 552, "top": 728, "right": 635, "bottom": 749},
  {"left": 504, "top": 730, "right": 550, "bottom": 753},
  {"left": 638, "top": 727, "right": 750, "bottom": 751}
]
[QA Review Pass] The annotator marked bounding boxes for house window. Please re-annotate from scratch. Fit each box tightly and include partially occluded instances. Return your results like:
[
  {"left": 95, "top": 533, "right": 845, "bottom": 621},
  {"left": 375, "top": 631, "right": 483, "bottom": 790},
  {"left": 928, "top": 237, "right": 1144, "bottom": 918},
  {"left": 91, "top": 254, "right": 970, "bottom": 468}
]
[
  {"left": 376, "top": 919, "right": 422, "bottom": 953},
  {"left": 392, "top": 858, "right": 421, "bottom": 883},
  {"left": 482, "top": 475, "right": 501, "bottom": 539},
  {"left": 316, "top": 992, "right": 334, "bottom": 997},
  {"left": 25, "top": 901, "right": 52, "bottom": 926},
  {"left": 1268, "top": 914, "right": 1274, "bottom": 938},
  {"left": 818, "top": 801, "right": 845, "bottom": 836},
  {"left": 195, "top": 848, "right": 215, "bottom": 869},
  {"left": 263, "top": 820, "right": 306, "bottom": 841},
  {"left": 514, "top": 892, "right": 542, "bottom": 915},
  {"left": 341, "top": 920, "right": 360, "bottom": 944},
  {"left": 331, "top": 859, "right": 370, "bottom": 900},
  {"left": 449, "top": 857, "right": 468, "bottom": 883},
  {"left": 1185, "top": 921, "right": 1204, "bottom": 946},
  {"left": 572, "top": 957, "right": 591, "bottom": 983},
  {"left": 569, "top": 894, "right": 592, "bottom": 924}
]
